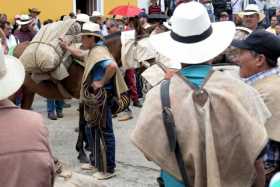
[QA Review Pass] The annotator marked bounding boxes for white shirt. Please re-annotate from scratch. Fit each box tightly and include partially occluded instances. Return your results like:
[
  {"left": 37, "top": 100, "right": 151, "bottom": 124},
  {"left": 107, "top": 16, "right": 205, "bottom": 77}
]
[{"left": 6, "top": 34, "right": 18, "bottom": 50}]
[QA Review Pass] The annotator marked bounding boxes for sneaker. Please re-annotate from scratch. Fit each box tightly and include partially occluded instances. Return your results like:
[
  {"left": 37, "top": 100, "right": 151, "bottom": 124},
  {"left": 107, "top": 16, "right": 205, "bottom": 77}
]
[
  {"left": 93, "top": 171, "right": 116, "bottom": 180},
  {"left": 57, "top": 111, "right": 64, "bottom": 118},
  {"left": 118, "top": 111, "right": 133, "bottom": 121},
  {"left": 133, "top": 101, "right": 142, "bottom": 108},
  {"left": 48, "top": 112, "right": 57, "bottom": 120},
  {"left": 80, "top": 164, "right": 97, "bottom": 173}
]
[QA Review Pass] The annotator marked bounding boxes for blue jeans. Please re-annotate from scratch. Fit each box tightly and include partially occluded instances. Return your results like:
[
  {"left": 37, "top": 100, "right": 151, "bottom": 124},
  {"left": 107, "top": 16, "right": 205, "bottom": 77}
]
[
  {"left": 87, "top": 104, "right": 116, "bottom": 172},
  {"left": 47, "top": 99, "right": 64, "bottom": 113}
]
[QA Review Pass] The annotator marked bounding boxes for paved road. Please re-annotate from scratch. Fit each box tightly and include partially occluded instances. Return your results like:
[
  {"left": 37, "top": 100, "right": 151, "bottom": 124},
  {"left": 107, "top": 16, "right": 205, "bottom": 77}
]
[{"left": 32, "top": 96, "right": 159, "bottom": 187}]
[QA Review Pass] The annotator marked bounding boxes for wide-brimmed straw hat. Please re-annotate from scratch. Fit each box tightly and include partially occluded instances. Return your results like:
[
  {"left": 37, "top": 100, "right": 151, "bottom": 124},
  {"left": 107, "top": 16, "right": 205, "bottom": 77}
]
[
  {"left": 76, "top": 13, "right": 90, "bottom": 23},
  {"left": 79, "top": 22, "right": 103, "bottom": 39},
  {"left": 92, "top": 11, "right": 102, "bottom": 17},
  {"left": 29, "top": 8, "right": 41, "bottom": 14},
  {"left": 149, "top": 2, "right": 235, "bottom": 64},
  {"left": 238, "top": 4, "right": 265, "bottom": 22},
  {"left": 16, "top": 15, "right": 33, "bottom": 25},
  {"left": 0, "top": 47, "right": 25, "bottom": 100}
]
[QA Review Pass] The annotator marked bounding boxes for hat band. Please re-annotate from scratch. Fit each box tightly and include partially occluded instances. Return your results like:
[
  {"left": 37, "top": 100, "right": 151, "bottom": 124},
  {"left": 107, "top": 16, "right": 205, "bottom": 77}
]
[
  {"left": 243, "top": 10, "right": 258, "bottom": 13},
  {"left": 81, "top": 30, "right": 102, "bottom": 35},
  {"left": 170, "top": 26, "right": 213, "bottom": 44},
  {"left": 20, "top": 19, "right": 31, "bottom": 22}
]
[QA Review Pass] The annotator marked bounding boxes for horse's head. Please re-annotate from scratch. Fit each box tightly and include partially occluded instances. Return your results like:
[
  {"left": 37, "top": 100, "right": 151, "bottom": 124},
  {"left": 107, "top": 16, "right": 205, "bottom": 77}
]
[{"left": 104, "top": 31, "right": 122, "bottom": 67}]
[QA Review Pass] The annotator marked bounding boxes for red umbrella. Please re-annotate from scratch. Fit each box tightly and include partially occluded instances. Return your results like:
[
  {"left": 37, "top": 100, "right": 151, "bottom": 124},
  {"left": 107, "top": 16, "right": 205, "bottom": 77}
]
[{"left": 108, "top": 5, "right": 143, "bottom": 17}]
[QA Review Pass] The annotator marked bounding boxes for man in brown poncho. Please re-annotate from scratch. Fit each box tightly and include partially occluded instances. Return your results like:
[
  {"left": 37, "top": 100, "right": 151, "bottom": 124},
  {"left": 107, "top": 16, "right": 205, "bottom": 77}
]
[
  {"left": 131, "top": 2, "right": 270, "bottom": 187},
  {"left": 60, "top": 21, "right": 127, "bottom": 180}
]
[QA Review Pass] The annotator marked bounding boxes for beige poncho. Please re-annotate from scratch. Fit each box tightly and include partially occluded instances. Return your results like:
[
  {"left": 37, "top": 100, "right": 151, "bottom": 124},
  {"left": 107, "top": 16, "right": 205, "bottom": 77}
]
[
  {"left": 81, "top": 45, "right": 127, "bottom": 99},
  {"left": 253, "top": 75, "right": 280, "bottom": 142},
  {"left": 131, "top": 70, "right": 270, "bottom": 187}
]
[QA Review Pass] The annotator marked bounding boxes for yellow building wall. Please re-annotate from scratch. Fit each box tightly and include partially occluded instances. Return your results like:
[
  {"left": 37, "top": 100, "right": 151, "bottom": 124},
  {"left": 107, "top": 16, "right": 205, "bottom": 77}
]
[
  {"left": 104, "top": 0, "right": 138, "bottom": 15},
  {"left": 0, "top": 0, "right": 73, "bottom": 22}
]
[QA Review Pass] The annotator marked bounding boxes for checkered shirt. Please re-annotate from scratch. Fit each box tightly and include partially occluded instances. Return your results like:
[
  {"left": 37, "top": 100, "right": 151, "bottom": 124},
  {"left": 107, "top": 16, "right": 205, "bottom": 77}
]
[{"left": 244, "top": 67, "right": 280, "bottom": 85}]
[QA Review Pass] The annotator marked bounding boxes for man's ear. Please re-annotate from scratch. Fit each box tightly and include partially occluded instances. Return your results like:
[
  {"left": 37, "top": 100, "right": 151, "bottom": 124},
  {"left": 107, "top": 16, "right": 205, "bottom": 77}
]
[{"left": 255, "top": 54, "right": 266, "bottom": 67}]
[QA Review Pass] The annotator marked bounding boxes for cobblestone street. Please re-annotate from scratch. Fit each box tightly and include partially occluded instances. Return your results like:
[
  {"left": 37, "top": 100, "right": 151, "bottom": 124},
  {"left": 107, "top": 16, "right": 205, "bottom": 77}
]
[{"left": 32, "top": 96, "right": 159, "bottom": 187}]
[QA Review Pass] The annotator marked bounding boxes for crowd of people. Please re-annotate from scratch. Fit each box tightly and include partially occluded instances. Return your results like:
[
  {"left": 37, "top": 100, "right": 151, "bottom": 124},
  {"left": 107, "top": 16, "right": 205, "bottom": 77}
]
[{"left": 0, "top": 0, "right": 280, "bottom": 186}]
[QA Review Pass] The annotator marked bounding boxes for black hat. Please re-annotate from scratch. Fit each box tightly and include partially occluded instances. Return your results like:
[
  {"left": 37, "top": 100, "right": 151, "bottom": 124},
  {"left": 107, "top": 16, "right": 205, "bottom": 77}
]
[
  {"left": 232, "top": 30, "right": 280, "bottom": 62},
  {"left": 147, "top": 14, "right": 169, "bottom": 22},
  {"left": 138, "top": 12, "right": 148, "bottom": 18}
]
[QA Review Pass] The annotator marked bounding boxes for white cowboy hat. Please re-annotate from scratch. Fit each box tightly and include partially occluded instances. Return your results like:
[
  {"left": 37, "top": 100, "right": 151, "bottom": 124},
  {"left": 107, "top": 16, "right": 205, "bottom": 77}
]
[
  {"left": 92, "top": 11, "right": 102, "bottom": 17},
  {"left": 79, "top": 22, "right": 103, "bottom": 39},
  {"left": 76, "top": 13, "right": 90, "bottom": 23},
  {"left": 238, "top": 4, "right": 265, "bottom": 22},
  {"left": 0, "top": 48, "right": 25, "bottom": 100},
  {"left": 16, "top": 14, "right": 33, "bottom": 25},
  {"left": 149, "top": 2, "right": 235, "bottom": 64}
]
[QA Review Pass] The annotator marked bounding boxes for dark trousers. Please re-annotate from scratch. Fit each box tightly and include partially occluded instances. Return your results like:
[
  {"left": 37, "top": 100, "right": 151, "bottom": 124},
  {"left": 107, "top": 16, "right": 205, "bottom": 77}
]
[
  {"left": 76, "top": 103, "right": 89, "bottom": 153},
  {"left": 87, "top": 104, "right": 116, "bottom": 173},
  {"left": 47, "top": 99, "right": 63, "bottom": 113},
  {"left": 135, "top": 68, "right": 143, "bottom": 99}
]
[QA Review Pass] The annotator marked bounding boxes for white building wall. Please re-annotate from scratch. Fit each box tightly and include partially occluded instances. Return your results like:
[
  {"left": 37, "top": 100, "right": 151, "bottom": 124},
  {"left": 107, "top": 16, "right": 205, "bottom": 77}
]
[
  {"left": 73, "top": 0, "right": 76, "bottom": 13},
  {"left": 96, "top": 0, "right": 104, "bottom": 15}
]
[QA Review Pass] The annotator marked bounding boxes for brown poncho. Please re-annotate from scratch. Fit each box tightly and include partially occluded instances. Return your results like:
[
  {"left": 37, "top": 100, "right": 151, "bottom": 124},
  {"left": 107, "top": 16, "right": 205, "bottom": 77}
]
[
  {"left": 253, "top": 75, "right": 280, "bottom": 142},
  {"left": 131, "top": 70, "right": 270, "bottom": 187}
]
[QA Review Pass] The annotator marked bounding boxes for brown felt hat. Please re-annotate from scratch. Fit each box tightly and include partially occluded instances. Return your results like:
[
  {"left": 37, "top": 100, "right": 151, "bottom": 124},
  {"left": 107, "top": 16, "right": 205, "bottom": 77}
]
[{"left": 29, "top": 8, "right": 41, "bottom": 14}]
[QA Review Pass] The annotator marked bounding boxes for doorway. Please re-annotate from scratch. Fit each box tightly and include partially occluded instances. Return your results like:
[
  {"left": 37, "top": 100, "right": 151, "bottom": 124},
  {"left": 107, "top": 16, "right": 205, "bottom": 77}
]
[{"left": 76, "top": 0, "right": 96, "bottom": 15}]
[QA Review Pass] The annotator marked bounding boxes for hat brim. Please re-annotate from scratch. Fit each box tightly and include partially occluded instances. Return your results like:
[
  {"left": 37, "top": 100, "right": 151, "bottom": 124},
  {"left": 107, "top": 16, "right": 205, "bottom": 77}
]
[
  {"left": 16, "top": 19, "right": 33, "bottom": 25},
  {"left": 0, "top": 56, "right": 25, "bottom": 100},
  {"left": 231, "top": 39, "right": 251, "bottom": 50},
  {"left": 149, "top": 21, "right": 236, "bottom": 64},
  {"left": 238, "top": 12, "right": 265, "bottom": 22},
  {"left": 79, "top": 32, "right": 103, "bottom": 39}
]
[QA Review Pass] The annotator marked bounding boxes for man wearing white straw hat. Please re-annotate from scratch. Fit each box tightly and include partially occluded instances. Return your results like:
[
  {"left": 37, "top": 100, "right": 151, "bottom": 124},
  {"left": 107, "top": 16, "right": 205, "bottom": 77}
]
[
  {"left": 14, "top": 14, "right": 36, "bottom": 43},
  {"left": 239, "top": 4, "right": 266, "bottom": 31},
  {"left": 131, "top": 2, "right": 271, "bottom": 187},
  {"left": 0, "top": 48, "right": 55, "bottom": 186},
  {"left": 60, "top": 22, "right": 127, "bottom": 180}
]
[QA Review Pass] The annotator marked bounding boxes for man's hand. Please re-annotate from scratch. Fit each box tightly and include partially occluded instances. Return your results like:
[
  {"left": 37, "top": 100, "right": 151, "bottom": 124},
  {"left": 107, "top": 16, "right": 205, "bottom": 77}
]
[
  {"left": 91, "top": 80, "right": 105, "bottom": 90},
  {"left": 59, "top": 37, "right": 70, "bottom": 50}
]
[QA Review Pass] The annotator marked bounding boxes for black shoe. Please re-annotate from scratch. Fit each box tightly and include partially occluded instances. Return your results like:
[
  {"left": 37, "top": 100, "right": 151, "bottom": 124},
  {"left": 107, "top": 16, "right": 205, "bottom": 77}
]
[
  {"left": 48, "top": 112, "right": 57, "bottom": 120},
  {"left": 63, "top": 103, "right": 71, "bottom": 108},
  {"left": 57, "top": 111, "right": 64, "bottom": 118},
  {"left": 133, "top": 101, "right": 142, "bottom": 108},
  {"left": 77, "top": 150, "right": 89, "bottom": 163}
]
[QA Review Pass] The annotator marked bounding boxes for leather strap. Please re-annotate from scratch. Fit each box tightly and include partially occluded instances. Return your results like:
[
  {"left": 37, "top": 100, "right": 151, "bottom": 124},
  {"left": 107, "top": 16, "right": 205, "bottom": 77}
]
[{"left": 160, "top": 80, "right": 190, "bottom": 187}]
